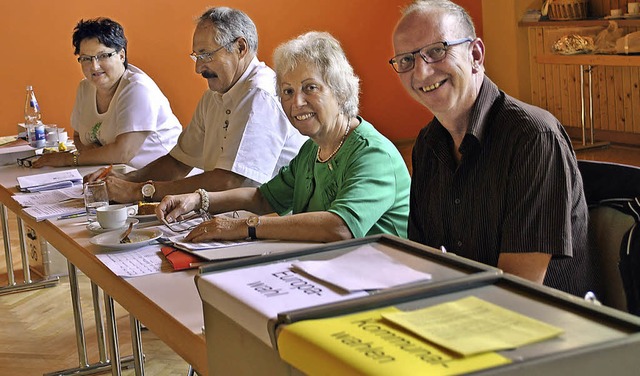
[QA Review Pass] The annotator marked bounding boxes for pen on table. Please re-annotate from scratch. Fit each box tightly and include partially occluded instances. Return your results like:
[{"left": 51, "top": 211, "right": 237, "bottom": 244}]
[
  {"left": 96, "top": 165, "right": 113, "bottom": 180},
  {"left": 57, "top": 212, "right": 87, "bottom": 220}
]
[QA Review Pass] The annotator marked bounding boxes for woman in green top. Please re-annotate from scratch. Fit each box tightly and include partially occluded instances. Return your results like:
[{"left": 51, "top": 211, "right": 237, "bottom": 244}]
[{"left": 157, "top": 31, "right": 410, "bottom": 243}]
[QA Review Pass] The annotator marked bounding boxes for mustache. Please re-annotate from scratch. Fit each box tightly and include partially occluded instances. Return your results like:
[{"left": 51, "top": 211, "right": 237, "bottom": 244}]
[{"left": 201, "top": 71, "right": 217, "bottom": 79}]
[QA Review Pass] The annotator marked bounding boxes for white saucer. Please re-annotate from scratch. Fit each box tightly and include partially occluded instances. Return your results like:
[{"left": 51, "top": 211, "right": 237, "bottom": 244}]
[
  {"left": 87, "top": 218, "right": 139, "bottom": 234},
  {"left": 90, "top": 228, "right": 163, "bottom": 251}
]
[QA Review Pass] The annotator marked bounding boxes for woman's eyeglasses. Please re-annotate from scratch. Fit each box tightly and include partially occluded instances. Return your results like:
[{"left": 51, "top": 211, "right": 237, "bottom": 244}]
[
  {"left": 77, "top": 51, "right": 118, "bottom": 65},
  {"left": 17, "top": 154, "right": 39, "bottom": 167},
  {"left": 162, "top": 210, "right": 212, "bottom": 233}
]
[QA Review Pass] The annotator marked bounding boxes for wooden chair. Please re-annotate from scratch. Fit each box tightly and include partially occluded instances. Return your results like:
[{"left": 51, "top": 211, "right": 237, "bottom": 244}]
[{"left": 578, "top": 160, "right": 640, "bottom": 314}]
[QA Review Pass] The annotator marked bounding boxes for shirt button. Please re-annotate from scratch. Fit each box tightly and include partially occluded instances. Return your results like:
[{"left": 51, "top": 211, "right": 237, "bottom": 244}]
[
  {"left": 225, "top": 109, "right": 231, "bottom": 115},
  {"left": 454, "top": 198, "right": 461, "bottom": 204},
  {"left": 456, "top": 240, "right": 463, "bottom": 248}
]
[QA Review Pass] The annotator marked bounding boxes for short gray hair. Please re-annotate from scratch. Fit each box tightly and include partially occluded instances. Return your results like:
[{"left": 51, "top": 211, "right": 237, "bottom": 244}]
[
  {"left": 403, "top": 0, "right": 476, "bottom": 39},
  {"left": 198, "top": 7, "right": 258, "bottom": 54},
  {"left": 273, "top": 31, "right": 360, "bottom": 118}
]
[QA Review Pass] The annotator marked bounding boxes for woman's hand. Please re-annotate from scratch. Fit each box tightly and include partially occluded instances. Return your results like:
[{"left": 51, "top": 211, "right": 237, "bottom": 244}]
[
  {"left": 184, "top": 217, "right": 245, "bottom": 242},
  {"left": 157, "top": 192, "right": 201, "bottom": 223},
  {"left": 31, "top": 152, "right": 73, "bottom": 168}
]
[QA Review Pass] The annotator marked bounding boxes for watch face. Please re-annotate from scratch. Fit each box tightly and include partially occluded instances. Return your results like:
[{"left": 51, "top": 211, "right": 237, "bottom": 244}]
[
  {"left": 246, "top": 216, "right": 260, "bottom": 227},
  {"left": 142, "top": 183, "right": 155, "bottom": 197}
]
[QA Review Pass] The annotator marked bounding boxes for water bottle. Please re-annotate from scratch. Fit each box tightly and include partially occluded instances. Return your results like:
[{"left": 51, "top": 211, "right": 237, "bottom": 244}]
[{"left": 24, "top": 85, "right": 45, "bottom": 148}]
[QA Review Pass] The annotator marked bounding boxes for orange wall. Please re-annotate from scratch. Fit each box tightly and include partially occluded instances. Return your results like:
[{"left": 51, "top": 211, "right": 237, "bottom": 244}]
[{"left": 0, "top": 0, "right": 482, "bottom": 142}]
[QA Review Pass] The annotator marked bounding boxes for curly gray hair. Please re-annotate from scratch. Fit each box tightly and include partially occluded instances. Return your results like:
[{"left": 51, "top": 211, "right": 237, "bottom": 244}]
[{"left": 273, "top": 31, "right": 360, "bottom": 118}]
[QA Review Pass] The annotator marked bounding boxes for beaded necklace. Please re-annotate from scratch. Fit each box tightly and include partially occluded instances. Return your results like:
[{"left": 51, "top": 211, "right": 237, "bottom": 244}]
[{"left": 316, "top": 122, "right": 351, "bottom": 163}]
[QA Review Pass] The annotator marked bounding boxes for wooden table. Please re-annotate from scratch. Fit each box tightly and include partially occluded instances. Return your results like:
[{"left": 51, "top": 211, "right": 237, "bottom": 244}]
[{"left": 0, "top": 164, "right": 207, "bottom": 375}]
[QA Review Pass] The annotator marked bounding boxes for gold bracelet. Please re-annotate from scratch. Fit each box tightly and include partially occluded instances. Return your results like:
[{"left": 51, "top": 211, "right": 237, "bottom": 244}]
[{"left": 72, "top": 151, "right": 79, "bottom": 166}]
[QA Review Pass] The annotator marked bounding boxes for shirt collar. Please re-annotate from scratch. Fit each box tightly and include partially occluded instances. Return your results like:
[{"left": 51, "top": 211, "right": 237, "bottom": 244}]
[{"left": 465, "top": 76, "right": 501, "bottom": 145}]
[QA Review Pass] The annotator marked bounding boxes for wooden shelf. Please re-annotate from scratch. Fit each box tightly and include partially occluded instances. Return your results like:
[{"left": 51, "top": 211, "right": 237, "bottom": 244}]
[
  {"left": 536, "top": 53, "right": 640, "bottom": 67},
  {"left": 520, "top": 18, "right": 640, "bottom": 27}
]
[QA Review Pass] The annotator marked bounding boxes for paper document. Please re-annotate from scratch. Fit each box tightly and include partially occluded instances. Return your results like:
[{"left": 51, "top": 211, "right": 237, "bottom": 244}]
[
  {"left": 95, "top": 245, "right": 172, "bottom": 277},
  {"left": 278, "top": 307, "right": 511, "bottom": 376},
  {"left": 291, "top": 245, "right": 432, "bottom": 292},
  {"left": 382, "top": 296, "right": 564, "bottom": 356},
  {"left": 170, "top": 235, "right": 254, "bottom": 252},
  {"left": 200, "top": 261, "right": 368, "bottom": 345},
  {"left": 12, "top": 185, "right": 83, "bottom": 207},
  {"left": 17, "top": 169, "right": 83, "bottom": 192},
  {"left": 23, "top": 198, "right": 86, "bottom": 221}
]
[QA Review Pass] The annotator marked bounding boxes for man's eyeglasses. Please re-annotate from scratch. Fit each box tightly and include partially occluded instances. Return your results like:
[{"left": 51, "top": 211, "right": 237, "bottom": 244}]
[
  {"left": 389, "top": 38, "right": 473, "bottom": 73},
  {"left": 77, "top": 50, "right": 119, "bottom": 65},
  {"left": 189, "top": 39, "right": 238, "bottom": 63},
  {"left": 17, "top": 154, "right": 39, "bottom": 167}
]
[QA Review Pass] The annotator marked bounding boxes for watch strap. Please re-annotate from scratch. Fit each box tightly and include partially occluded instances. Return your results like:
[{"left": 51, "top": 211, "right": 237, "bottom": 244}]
[{"left": 248, "top": 225, "right": 257, "bottom": 240}]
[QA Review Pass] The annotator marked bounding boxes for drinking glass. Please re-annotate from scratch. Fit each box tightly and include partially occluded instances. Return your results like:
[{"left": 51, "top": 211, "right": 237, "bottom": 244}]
[{"left": 84, "top": 181, "right": 109, "bottom": 223}]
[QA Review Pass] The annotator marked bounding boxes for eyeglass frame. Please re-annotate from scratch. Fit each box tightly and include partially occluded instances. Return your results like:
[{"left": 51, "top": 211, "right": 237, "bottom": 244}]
[
  {"left": 162, "top": 210, "right": 213, "bottom": 233},
  {"left": 17, "top": 154, "right": 39, "bottom": 167},
  {"left": 77, "top": 50, "right": 119, "bottom": 65},
  {"left": 189, "top": 38, "right": 239, "bottom": 63},
  {"left": 388, "top": 37, "right": 473, "bottom": 73}
]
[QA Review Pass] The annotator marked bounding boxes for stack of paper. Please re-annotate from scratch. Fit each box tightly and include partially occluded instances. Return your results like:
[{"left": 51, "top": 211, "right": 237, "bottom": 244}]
[
  {"left": 17, "top": 169, "right": 83, "bottom": 192},
  {"left": 12, "top": 186, "right": 83, "bottom": 207},
  {"left": 23, "top": 198, "right": 86, "bottom": 221}
]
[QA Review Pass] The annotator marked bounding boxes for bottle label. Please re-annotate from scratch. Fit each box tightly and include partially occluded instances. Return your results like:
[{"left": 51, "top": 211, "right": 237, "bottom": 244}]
[{"left": 28, "top": 124, "right": 46, "bottom": 148}]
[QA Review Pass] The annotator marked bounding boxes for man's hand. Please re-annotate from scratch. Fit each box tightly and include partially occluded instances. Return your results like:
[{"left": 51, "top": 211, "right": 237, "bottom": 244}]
[
  {"left": 83, "top": 167, "right": 127, "bottom": 184},
  {"left": 102, "top": 176, "right": 143, "bottom": 204}
]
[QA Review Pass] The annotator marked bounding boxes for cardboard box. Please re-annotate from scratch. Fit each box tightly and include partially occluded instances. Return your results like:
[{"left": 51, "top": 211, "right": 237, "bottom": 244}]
[{"left": 25, "top": 224, "right": 68, "bottom": 277}]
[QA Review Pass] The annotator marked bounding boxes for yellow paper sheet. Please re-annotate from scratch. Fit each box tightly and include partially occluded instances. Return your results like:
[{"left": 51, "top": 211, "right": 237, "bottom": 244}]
[
  {"left": 278, "top": 307, "right": 510, "bottom": 376},
  {"left": 382, "top": 296, "right": 564, "bottom": 356}
]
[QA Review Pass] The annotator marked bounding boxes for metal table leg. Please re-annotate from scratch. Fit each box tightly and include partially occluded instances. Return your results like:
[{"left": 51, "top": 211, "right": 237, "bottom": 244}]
[
  {"left": 0, "top": 204, "right": 58, "bottom": 295},
  {"left": 104, "top": 293, "right": 122, "bottom": 376},
  {"left": 44, "top": 263, "right": 135, "bottom": 376},
  {"left": 130, "top": 316, "right": 145, "bottom": 375},
  {"left": 575, "top": 64, "right": 609, "bottom": 151}
]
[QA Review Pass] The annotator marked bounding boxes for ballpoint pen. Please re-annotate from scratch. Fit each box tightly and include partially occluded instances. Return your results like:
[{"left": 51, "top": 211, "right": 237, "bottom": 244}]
[
  {"left": 96, "top": 165, "right": 113, "bottom": 180},
  {"left": 57, "top": 212, "right": 87, "bottom": 220}
]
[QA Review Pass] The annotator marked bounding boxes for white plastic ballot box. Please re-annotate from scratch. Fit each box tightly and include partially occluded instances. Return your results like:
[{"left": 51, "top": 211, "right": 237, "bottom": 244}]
[{"left": 196, "top": 235, "right": 500, "bottom": 375}]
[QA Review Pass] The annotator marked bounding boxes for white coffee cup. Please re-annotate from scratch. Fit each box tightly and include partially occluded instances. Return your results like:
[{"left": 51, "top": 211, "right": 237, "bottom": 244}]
[
  {"left": 96, "top": 204, "right": 136, "bottom": 229},
  {"left": 611, "top": 8, "right": 623, "bottom": 17},
  {"left": 629, "top": 2, "right": 640, "bottom": 14}
]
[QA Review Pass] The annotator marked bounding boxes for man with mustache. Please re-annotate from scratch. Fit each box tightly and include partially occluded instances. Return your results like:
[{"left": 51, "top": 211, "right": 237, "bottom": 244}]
[{"left": 86, "top": 7, "right": 305, "bottom": 203}]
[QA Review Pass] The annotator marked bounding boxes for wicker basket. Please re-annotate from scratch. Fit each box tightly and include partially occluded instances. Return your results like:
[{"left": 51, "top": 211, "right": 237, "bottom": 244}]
[{"left": 548, "top": 0, "right": 589, "bottom": 20}]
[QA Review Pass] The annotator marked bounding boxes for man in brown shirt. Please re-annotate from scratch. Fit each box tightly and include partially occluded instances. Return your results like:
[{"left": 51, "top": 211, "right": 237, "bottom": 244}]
[{"left": 390, "top": 0, "right": 598, "bottom": 297}]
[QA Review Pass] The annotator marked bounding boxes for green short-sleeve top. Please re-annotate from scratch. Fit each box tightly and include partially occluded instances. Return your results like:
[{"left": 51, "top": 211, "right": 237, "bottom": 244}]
[{"left": 259, "top": 117, "right": 410, "bottom": 238}]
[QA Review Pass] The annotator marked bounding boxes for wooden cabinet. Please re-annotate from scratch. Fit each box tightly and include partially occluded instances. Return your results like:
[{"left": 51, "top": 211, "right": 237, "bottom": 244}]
[{"left": 525, "top": 20, "right": 640, "bottom": 145}]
